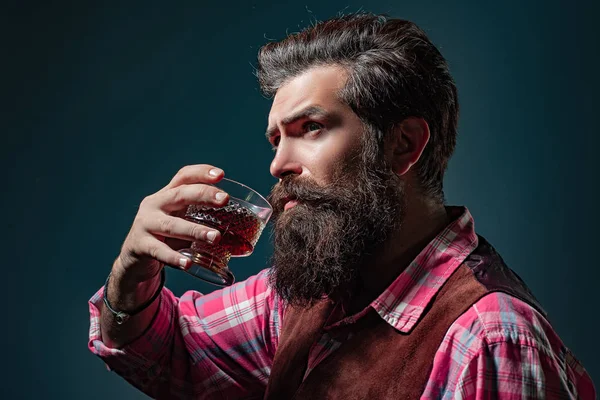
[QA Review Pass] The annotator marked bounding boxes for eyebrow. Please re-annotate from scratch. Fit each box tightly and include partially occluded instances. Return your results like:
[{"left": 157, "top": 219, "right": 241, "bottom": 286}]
[{"left": 265, "top": 105, "right": 330, "bottom": 141}]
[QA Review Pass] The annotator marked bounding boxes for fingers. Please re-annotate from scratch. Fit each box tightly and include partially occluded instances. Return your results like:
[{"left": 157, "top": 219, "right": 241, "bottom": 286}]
[
  {"left": 138, "top": 237, "right": 191, "bottom": 270},
  {"left": 164, "top": 237, "right": 192, "bottom": 251},
  {"left": 116, "top": 164, "right": 230, "bottom": 278},
  {"left": 145, "top": 214, "right": 221, "bottom": 244},
  {"left": 154, "top": 183, "right": 230, "bottom": 213},
  {"left": 162, "top": 164, "right": 224, "bottom": 192}
]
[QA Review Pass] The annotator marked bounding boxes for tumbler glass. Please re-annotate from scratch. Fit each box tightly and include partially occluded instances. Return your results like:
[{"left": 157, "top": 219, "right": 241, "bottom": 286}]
[{"left": 175, "top": 178, "right": 272, "bottom": 286}]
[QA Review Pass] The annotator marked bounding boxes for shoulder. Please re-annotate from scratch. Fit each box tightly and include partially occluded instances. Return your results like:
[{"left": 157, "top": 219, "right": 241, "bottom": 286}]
[
  {"left": 426, "top": 292, "right": 596, "bottom": 399},
  {"left": 455, "top": 291, "right": 555, "bottom": 349},
  {"left": 431, "top": 291, "right": 555, "bottom": 376}
]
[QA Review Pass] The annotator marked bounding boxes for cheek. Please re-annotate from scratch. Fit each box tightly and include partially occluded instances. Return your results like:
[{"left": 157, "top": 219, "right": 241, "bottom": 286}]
[
  {"left": 289, "top": 127, "right": 364, "bottom": 183},
  {"left": 304, "top": 142, "right": 348, "bottom": 182},
  {"left": 317, "top": 135, "right": 363, "bottom": 179}
]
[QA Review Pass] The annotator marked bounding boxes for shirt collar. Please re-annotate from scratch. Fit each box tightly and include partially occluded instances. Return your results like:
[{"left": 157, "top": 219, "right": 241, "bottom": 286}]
[{"left": 371, "top": 206, "right": 479, "bottom": 333}]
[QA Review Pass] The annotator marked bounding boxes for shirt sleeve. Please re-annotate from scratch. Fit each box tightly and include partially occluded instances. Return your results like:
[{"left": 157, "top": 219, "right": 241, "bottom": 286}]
[
  {"left": 88, "top": 268, "right": 284, "bottom": 399},
  {"left": 453, "top": 339, "right": 596, "bottom": 400}
]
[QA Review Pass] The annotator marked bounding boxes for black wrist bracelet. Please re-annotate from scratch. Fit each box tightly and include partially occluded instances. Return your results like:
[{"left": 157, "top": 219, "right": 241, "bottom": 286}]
[{"left": 103, "top": 268, "right": 166, "bottom": 325}]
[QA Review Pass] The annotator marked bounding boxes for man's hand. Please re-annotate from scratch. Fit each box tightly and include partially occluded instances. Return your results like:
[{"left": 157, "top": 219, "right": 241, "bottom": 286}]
[
  {"left": 115, "top": 164, "right": 230, "bottom": 284},
  {"left": 101, "top": 164, "right": 229, "bottom": 348}
]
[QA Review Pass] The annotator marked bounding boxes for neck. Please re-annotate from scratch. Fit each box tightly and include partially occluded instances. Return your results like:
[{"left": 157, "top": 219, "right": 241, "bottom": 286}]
[{"left": 348, "top": 195, "right": 450, "bottom": 314}]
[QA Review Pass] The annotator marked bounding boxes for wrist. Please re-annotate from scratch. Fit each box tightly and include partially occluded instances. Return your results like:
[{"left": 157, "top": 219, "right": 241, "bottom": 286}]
[
  {"left": 104, "top": 268, "right": 165, "bottom": 325},
  {"left": 111, "top": 255, "right": 161, "bottom": 289},
  {"left": 107, "top": 259, "right": 163, "bottom": 314}
]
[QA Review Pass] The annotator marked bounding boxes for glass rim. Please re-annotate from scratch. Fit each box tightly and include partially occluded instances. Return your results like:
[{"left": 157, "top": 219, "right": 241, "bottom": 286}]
[{"left": 217, "top": 177, "right": 272, "bottom": 210}]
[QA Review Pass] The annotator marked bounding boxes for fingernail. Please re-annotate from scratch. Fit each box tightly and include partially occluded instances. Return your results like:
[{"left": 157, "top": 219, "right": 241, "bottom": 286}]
[
  {"left": 209, "top": 168, "right": 223, "bottom": 177},
  {"left": 215, "top": 192, "right": 227, "bottom": 201},
  {"left": 207, "top": 231, "right": 218, "bottom": 242},
  {"left": 179, "top": 258, "right": 190, "bottom": 269}
]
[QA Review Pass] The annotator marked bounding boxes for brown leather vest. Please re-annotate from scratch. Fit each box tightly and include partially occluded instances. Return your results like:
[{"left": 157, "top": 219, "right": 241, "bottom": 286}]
[{"left": 264, "top": 235, "right": 545, "bottom": 400}]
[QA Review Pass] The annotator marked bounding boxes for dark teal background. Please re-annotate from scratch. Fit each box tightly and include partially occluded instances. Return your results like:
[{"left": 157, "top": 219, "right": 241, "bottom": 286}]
[{"left": 2, "top": 1, "right": 598, "bottom": 398}]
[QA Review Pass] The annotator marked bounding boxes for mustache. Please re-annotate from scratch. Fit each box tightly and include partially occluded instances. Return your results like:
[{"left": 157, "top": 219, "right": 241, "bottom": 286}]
[{"left": 267, "top": 176, "right": 347, "bottom": 213}]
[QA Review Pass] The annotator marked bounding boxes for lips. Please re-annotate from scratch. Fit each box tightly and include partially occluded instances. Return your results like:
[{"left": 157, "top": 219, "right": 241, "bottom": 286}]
[
  {"left": 280, "top": 195, "right": 299, "bottom": 211},
  {"left": 284, "top": 199, "right": 299, "bottom": 210}
]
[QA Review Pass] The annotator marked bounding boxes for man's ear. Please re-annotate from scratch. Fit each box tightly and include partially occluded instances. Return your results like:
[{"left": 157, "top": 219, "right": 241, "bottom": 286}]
[{"left": 388, "top": 117, "right": 430, "bottom": 176}]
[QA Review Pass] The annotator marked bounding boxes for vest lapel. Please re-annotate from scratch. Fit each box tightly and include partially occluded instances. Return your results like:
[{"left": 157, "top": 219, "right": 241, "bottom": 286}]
[{"left": 264, "top": 299, "right": 335, "bottom": 400}]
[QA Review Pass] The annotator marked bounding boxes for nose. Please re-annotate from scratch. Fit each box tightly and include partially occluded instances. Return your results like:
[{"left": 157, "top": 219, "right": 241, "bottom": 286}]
[{"left": 270, "top": 142, "right": 303, "bottom": 179}]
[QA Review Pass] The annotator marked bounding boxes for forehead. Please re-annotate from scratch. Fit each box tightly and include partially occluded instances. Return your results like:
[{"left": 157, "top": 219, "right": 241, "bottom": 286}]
[{"left": 268, "top": 65, "right": 350, "bottom": 124}]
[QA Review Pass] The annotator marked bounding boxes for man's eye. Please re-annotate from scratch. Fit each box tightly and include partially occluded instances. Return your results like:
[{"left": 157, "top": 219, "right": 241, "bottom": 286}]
[
  {"left": 303, "top": 122, "right": 323, "bottom": 132},
  {"left": 270, "top": 136, "right": 280, "bottom": 151}
]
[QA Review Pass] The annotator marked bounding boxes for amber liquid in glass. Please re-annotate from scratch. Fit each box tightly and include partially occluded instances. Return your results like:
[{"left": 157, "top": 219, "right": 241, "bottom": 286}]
[{"left": 184, "top": 200, "right": 266, "bottom": 258}]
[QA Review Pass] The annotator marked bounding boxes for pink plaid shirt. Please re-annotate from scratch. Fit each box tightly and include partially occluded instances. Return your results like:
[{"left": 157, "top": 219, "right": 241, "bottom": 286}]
[{"left": 89, "top": 207, "right": 596, "bottom": 399}]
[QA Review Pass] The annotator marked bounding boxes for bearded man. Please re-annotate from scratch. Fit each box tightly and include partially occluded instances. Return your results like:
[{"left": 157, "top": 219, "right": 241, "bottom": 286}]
[{"left": 88, "top": 13, "right": 595, "bottom": 399}]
